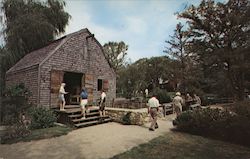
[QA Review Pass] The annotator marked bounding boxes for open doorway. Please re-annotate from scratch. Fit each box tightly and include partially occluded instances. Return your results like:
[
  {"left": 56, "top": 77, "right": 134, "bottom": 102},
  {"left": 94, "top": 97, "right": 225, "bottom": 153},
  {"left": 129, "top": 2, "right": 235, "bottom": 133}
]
[{"left": 63, "top": 72, "right": 84, "bottom": 105}]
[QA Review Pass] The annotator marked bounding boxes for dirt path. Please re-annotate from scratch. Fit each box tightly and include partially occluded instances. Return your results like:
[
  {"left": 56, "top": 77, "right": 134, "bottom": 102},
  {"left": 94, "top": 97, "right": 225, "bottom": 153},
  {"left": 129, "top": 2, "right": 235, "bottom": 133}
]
[{"left": 0, "top": 116, "right": 174, "bottom": 159}]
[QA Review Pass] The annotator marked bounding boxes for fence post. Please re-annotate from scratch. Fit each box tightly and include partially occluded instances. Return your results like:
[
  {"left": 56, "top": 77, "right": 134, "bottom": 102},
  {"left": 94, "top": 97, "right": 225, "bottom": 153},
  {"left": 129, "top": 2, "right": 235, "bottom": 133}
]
[
  {"left": 0, "top": 55, "right": 2, "bottom": 124},
  {"left": 162, "top": 104, "right": 166, "bottom": 117}
]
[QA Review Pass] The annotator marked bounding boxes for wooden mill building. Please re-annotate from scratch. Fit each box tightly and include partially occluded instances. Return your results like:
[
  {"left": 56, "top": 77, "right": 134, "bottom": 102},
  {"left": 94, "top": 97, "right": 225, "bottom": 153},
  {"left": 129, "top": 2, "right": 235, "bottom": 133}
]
[{"left": 5, "top": 28, "right": 116, "bottom": 107}]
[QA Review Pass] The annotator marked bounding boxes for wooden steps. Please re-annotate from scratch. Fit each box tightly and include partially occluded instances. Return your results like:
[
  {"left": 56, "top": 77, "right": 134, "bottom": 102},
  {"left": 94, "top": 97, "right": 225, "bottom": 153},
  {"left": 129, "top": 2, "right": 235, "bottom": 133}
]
[
  {"left": 72, "top": 115, "right": 109, "bottom": 123},
  {"left": 74, "top": 118, "right": 112, "bottom": 128},
  {"left": 54, "top": 105, "right": 112, "bottom": 128}
]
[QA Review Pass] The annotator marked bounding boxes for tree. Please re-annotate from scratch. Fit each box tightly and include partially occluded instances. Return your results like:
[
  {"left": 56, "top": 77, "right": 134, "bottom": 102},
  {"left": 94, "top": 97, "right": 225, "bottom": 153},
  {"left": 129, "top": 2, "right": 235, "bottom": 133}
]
[
  {"left": 179, "top": 0, "right": 250, "bottom": 100},
  {"left": 164, "top": 23, "right": 187, "bottom": 91},
  {"left": 103, "top": 41, "right": 128, "bottom": 72},
  {"left": 116, "top": 56, "right": 173, "bottom": 98},
  {"left": 1, "top": 0, "right": 70, "bottom": 69},
  {"left": 164, "top": 23, "right": 202, "bottom": 93}
]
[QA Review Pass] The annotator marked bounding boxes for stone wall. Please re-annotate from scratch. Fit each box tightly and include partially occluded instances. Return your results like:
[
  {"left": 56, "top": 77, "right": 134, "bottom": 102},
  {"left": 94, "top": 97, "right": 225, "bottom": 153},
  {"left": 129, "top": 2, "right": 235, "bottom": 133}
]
[{"left": 106, "top": 107, "right": 149, "bottom": 126}]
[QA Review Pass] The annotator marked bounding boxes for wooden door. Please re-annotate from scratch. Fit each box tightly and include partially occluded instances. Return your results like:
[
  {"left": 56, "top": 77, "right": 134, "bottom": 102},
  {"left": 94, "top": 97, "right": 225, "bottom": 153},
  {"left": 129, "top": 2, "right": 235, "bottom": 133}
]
[
  {"left": 50, "top": 70, "right": 64, "bottom": 107},
  {"left": 103, "top": 79, "right": 109, "bottom": 91},
  {"left": 85, "top": 74, "right": 94, "bottom": 104}
]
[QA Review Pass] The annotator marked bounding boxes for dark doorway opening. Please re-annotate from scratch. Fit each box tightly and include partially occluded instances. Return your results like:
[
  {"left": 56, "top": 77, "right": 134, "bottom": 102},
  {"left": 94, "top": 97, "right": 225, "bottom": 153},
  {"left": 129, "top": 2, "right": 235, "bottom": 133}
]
[{"left": 63, "top": 72, "right": 84, "bottom": 105}]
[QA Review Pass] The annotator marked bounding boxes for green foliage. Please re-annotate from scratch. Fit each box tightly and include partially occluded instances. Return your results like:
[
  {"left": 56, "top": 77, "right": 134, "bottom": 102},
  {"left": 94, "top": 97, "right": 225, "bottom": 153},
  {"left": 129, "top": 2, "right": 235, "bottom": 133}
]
[
  {"left": 2, "top": 126, "right": 72, "bottom": 144},
  {"left": 2, "top": 122, "right": 31, "bottom": 143},
  {"left": 117, "top": 56, "right": 173, "bottom": 98},
  {"left": 151, "top": 88, "right": 171, "bottom": 104},
  {"left": 28, "top": 107, "right": 57, "bottom": 129},
  {"left": 111, "top": 132, "right": 250, "bottom": 159},
  {"left": 232, "top": 101, "right": 250, "bottom": 119},
  {"left": 174, "top": 104, "right": 250, "bottom": 146},
  {"left": 2, "top": 83, "right": 31, "bottom": 123},
  {"left": 1, "top": 0, "right": 70, "bottom": 72},
  {"left": 122, "top": 112, "right": 132, "bottom": 125},
  {"left": 178, "top": 0, "right": 250, "bottom": 100},
  {"left": 103, "top": 41, "right": 128, "bottom": 72},
  {"left": 4, "top": 83, "right": 31, "bottom": 97},
  {"left": 164, "top": 22, "right": 204, "bottom": 93}
]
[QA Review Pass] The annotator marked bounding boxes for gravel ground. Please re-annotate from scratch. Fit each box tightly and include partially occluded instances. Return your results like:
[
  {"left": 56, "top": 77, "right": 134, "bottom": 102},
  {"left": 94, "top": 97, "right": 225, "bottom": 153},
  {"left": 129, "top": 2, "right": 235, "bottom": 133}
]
[{"left": 0, "top": 116, "right": 174, "bottom": 159}]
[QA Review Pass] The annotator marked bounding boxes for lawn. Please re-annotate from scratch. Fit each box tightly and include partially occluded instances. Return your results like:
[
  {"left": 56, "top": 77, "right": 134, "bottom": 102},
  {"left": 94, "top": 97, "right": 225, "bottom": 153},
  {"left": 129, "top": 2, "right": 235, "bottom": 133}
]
[
  {"left": 111, "top": 132, "right": 250, "bottom": 159},
  {"left": 2, "top": 126, "right": 73, "bottom": 144}
]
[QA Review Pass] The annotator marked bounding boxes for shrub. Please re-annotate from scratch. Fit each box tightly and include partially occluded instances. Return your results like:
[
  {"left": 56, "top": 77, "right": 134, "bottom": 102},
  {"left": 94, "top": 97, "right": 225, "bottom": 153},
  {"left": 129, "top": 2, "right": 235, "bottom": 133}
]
[
  {"left": 151, "top": 88, "right": 171, "bottom": 104},
  {"left": 174, "top": 107, "right": 250, "bottom": 146},
  {"left": 4, "top": 83, "right": 31, "bottom": 97},
  {"left": 1, "top": 83, "right": 32, "bottom": 123},
  {"left": 231, "top": 101, "right": 250, "bottom": 119},
  {"left": 122, "top": 112, "right": 132, "bottom": 125},
  {"left": 28, "top": 107, "right": 57, "bottom": 129},
  {"left": 2, "top": 122, "right": 31, "bottom": 144}
]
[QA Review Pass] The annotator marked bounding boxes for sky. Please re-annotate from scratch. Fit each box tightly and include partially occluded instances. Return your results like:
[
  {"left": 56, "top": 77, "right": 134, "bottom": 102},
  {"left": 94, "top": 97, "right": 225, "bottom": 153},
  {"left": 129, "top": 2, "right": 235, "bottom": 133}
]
[
  {"left": 0, "top": 0, "right": 227, "bottom": 62},
  {"left": 63, "top": 0, "right": 202, "bottom": 62}
]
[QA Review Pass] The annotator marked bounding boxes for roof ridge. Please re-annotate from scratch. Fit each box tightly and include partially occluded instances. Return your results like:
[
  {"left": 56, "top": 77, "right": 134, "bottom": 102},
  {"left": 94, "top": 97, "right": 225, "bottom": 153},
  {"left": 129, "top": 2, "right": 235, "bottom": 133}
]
[{"left": 6, "top": 28, "right": 89, "bottom": 74}]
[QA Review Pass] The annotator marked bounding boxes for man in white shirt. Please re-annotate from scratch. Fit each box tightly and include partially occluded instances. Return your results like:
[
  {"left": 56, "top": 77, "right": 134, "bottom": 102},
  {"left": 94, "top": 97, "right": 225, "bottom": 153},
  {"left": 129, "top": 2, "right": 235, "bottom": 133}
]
[
  {"left": 59, "top": 83, "right": 68, "bottom": 111},
  {"left": 173, "top": 92, "right": 184, "bottom": 118},
  {"left": 147, "top": 95, "right": 160, "bottom": 131},
  {"left": 99, "top": 90, "right": 107, "bottom": 117}
]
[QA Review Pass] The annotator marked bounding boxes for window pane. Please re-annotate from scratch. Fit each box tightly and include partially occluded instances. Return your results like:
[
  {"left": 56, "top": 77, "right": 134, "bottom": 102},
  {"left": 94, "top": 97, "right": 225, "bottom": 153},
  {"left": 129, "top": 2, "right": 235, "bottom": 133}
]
[{"left": 98, "top": 79, "right": 103, "bottom": 91}]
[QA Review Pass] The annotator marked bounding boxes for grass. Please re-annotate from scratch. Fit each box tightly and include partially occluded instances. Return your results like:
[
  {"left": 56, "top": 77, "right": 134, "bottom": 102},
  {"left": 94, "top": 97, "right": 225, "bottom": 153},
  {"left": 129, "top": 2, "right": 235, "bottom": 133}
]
[
  {"left": 2, "top": 126, "right": 73, "bottom": 144},
  {"left": 111, "top": 132, "right": 250, "bottom": 159}
]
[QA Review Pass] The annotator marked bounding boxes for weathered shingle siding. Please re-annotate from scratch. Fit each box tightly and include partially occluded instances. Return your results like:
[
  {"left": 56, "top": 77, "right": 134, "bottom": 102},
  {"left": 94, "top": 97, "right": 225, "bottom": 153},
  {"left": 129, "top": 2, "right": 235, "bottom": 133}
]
[
  {"left": 39, "top": 31, "right": 116, "bottom": 107},
  {"left": 5, "top": 65, "right": 39, "bottom": 105},
  {"left": 88, "top": 36, "right": 116, "bottom": 103}
]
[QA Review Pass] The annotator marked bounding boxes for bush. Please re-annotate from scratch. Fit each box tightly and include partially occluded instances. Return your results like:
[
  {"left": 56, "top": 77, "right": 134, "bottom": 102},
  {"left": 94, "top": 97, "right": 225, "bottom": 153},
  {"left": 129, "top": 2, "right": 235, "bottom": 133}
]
[
  {"left": 231, "top": 101, "right": 250, "bottom": 119},
  {"left": 151, "top": 88, "right": 171, "bottom": 104},
  {"left": 4, "top": 83, "right": 31, "bottom": 97},
  {"left": 174, "top": 107, "right": 250, "bottom": 147},
  {"left": 1, "top": 83, "right": 32, "bottom": 123},
  {"left": 122, "top": 112, "right": 132, "bottom": 125},
  {"left": 2, "top": 122, "right": 31, "bottom": 143},
  {"left": 28, "top": 107, "right": 57, "bottom": 129}
]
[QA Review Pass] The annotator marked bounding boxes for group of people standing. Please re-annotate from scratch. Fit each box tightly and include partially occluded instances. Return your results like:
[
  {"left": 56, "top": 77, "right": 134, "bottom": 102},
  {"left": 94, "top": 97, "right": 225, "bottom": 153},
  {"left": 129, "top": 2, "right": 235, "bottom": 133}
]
[
  {"left": 59, "top": 82, "right": 200, "bottom": 131},
  {"left": 173, "top": 92, "right": 201, "bottom": 117},
  {"left": 58, "top": 83, "right": 107, "bottom": 119},
  {"left": 147, "top": 91, "right": 201, "bottom": 131}
]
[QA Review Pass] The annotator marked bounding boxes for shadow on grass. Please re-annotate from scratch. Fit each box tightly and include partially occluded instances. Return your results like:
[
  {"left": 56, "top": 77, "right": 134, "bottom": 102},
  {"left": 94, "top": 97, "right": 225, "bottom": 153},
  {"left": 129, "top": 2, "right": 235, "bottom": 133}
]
[
  {"left": 2, "top": 126, "right": 73, "bottom": 144},
  {"left": 111, "top": 131, "right": 250, "bottom": 159}
]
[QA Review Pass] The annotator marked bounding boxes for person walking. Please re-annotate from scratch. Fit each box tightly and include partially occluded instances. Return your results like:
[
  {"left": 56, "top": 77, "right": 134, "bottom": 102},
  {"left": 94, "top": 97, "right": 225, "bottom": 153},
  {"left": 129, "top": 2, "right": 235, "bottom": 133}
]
[
  {"left": 147, "top": 95, "right": 160, "bottom": 131},
  {"left": 59, "top": 83, "right": 68, "bottom": 111},
  {"left": 145, "top": 89, "right": 149, "bottom": 98},
  {"left": 80, "top": 88, "right": 88, "bottom": 119},
  {"left": 99, "top": 90, "right": 106, "bottom": 118},
  {"left": 173, "top": 92, "right": 184, "bottom": 118}
]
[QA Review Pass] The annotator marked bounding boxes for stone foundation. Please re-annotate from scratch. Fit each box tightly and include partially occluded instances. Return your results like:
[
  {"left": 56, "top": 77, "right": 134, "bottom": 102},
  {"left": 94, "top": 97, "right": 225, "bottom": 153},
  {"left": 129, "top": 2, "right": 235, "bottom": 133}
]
[{"left": 106, "top": 107, "right": 151, "bottom": 125}]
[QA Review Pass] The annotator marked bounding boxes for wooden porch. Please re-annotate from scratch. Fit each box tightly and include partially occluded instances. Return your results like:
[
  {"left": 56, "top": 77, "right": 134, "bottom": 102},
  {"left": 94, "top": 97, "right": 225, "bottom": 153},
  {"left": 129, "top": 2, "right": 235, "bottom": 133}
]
[{"left": 53, "top": 105, "right": 112, "bottom": 128}]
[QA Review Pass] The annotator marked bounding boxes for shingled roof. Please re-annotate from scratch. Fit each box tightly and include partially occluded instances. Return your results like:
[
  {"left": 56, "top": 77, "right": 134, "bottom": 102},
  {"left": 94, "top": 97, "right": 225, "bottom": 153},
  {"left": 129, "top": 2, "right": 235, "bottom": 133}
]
[
  {"left": 7, "top": 38, "right": 65, "bottom": 73},
  {"left": 6, "top": 28, "right": 115, "bottom": 75},
  {"left": 6, "top": 28, "right": 89, "bottom": 73}
]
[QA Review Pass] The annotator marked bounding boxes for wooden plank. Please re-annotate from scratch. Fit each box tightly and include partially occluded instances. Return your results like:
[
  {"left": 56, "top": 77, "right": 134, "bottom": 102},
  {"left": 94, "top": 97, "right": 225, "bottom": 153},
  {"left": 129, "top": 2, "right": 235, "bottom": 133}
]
[
  {"left": 68, "top": 112, "right": 99, "bottom": 118},
  {"left": 85, "top": 74, "right": 94, "bottom": 103},
  {"left": 50, "top": 70, "right": 64, "bottom": 93},
  {"left": 74, "top": 118, "right": 112, "bottom": 127},
  {"left": 103, "top": 79, "right": 109, "bottom": 91},
  {"left": 85, "top": 74, "right": 94, "bottom": 85},
  {"left": 50, "top": 70, "right": 64, "bottom": 107}
]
